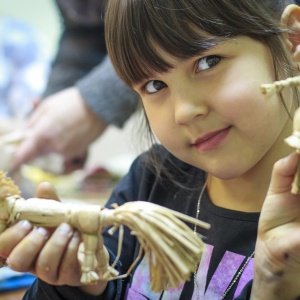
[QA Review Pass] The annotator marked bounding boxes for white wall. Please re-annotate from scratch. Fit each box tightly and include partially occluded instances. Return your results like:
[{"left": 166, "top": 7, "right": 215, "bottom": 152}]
[{"left": 0, "top": 0, "right": 61, "bottom": 57}]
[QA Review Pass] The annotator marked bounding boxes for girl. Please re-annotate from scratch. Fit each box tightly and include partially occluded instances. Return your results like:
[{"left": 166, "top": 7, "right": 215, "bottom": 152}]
[{"left": 1, "top": 0, "right": 300, "bottom": 299}]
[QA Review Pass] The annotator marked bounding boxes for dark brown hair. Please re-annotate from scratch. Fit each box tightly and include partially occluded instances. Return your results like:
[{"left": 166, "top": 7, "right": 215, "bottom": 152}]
[
  {"left": 105, "top": 0, "right": 298, "bottom": 184},
  {"left": 106, "top": 0, "right": 297, "bottom": 86}
]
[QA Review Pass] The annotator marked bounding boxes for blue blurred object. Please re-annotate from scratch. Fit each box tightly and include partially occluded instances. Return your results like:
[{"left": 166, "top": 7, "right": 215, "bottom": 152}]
[
  {"left": 0, "top": 17, "right": 50, "bottom": 118},
  {"left": 0, "top": 16, "right": 47, "bottom": 294},
  {"left": 0, "top": 267, "right": 35, "bottom": 292}
]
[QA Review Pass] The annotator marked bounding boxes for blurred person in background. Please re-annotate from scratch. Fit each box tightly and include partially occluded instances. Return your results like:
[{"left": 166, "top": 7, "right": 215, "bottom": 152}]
[
  {"left": 0, "top": 14, "right": 49, "bottom": 293},
  {"left": 0, "top": 14, "right": 51, "bottom": 174},
  {"left": 10, "top": 0, "right": 139, "bottom": 174},
  {"left": 0, "top": 15, "right": 49, "bottom": 132}
]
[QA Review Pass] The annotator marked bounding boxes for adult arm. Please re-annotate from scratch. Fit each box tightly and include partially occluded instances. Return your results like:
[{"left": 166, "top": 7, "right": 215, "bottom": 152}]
[
  {"left": 45, "top": 0, "right": 139, "bottom": 127},
  {"left": 10, "top": 0, "right": 139, "bottom": 171},
  {"left": 42, "top": 0, "right": 107, "bottom": 96}
]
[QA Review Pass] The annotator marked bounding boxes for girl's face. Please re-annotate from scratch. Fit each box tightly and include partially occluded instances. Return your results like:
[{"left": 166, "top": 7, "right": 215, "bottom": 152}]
[{"left": 133, "top": 36, "right": 292, "bottom": 180}]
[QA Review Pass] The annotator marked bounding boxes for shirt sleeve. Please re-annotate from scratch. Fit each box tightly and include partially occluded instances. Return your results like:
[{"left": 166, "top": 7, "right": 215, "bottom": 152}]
[
  {"left": 42, "top": 21, "right": 106, "bottom": 97},
  {"left": 76, "top": 56, "right": 140, "bottom": 128},
  {"left": 43, "top": 0, "right": 139, "bottom": 128}
]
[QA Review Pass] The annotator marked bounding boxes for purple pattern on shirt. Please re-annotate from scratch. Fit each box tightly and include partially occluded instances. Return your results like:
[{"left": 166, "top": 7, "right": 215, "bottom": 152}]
[
  {"left": 127, "top": 255, "right": 183, "bottom": 299},
  {"left": 234, "top": 257, "right": 254, "bottom": 298},
  {"left": 128, "top": 243, "right": 254, "bottom": 299}
]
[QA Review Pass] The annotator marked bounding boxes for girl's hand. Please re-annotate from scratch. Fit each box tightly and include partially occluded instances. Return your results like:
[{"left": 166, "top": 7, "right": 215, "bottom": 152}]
[
  {"left": 0, "top": 182, "right": 107, "bottom": 296},
  {"left": 253, "top": 153, "right": 300, "bottom": 299}
]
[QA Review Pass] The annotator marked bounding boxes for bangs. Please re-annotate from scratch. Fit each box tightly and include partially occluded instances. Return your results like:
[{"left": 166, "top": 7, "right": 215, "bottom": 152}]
[
  {"left": 121, "top": 29, "right": 221, "bottom": 86},
  {"left": 106, "top": 1, "right": 221, "bottom": 86},
  {"left": 106, "top": 0, "right": 285, "bottom": 86}
]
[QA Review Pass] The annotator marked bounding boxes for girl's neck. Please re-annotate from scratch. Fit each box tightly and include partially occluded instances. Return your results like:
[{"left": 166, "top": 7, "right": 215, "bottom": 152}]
[
  {"left": 207, "top": 119, "right": 293, "bottom": 212},
  {"left": 207, "top": 175, "right": 269, "bottom": 212}
]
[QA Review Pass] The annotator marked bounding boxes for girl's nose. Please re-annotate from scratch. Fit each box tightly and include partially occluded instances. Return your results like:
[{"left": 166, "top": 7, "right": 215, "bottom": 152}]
[{"left": 174, "top": 91, "right": 209, "bottom": 125}]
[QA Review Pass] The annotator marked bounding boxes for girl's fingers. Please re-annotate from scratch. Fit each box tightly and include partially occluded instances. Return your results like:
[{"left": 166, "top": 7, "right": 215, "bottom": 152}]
[
  {"left": 35, "top": 223, "right": 74, "bottom": 283},
  {"left": 58, "top": 230, "right": 82, "bottom": 285},
  {"left": 8, "top": 226, "right": 49, "bottom": 272},
  {"left": 0, "top": 221, "right": 81, "bottom": 286},
  {"left": 0, "top": 221, "right": 33, "bottom": 258}
]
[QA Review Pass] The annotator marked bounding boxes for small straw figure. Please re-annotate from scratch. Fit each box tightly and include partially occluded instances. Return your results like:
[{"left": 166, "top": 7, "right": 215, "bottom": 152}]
[
  {"left": 260, "top": 75, "right": 300, "bottom": 96},
  {"left": 261, "top": 75, "right": 300, "bottom": 194},
  {"left": 0, "top": 171, "right": 210, "bottom": 292}
]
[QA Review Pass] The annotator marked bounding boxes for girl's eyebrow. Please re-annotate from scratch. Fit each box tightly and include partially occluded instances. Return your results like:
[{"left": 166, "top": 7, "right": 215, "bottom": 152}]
[{"left": 133, "top": 39, "right": 227, "bottom": 88}]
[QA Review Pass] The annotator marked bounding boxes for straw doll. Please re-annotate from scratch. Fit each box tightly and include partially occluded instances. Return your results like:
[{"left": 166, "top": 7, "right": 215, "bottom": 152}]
[{"left": 0, "top": 171, "right": 209, "bottom": 292}]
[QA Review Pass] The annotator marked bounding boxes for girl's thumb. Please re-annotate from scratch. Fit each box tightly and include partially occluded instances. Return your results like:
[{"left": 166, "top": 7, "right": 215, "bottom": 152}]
[
  {"left": 267, "top": 152, "right": 299, "bottom": 196},
  {"left": 35, "top": 182, "right": 60, "bottom": 201}
]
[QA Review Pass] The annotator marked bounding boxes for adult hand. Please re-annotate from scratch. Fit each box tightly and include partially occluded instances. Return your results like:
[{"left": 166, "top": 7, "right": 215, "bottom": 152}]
[
  {"left": 252, "top": 153, "right": 300, "bottom": 300},
  {"left": 10, "top": 87, "right": 108, "bottom": 173}
]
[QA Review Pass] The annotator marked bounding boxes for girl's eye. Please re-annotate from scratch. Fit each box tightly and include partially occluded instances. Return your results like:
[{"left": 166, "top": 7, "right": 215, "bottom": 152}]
[
  {"left": 144, "top": 80, "right": 167, "bottom": 94},
  {"left": 197, "top": 55, "right": 221, "bottom": 72}
]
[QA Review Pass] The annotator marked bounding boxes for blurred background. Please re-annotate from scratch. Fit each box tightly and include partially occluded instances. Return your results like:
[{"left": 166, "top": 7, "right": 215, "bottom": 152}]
[
  {"left": 0, "top": 2, "right": 143, "bottom": 298},
  {"left": 0, "top": 0, "right": 140, "bottom": 167},
  {"left": 0, "top": 0, "right": 61, "bottom": 56},
  {"left": 0, "top": 0, "right": 143, "bottom": 198}
]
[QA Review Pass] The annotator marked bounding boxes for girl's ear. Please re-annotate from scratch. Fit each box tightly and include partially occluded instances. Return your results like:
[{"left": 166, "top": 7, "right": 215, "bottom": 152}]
[{"left": 281, "top": 4, "right": 300, "bottom": 61}]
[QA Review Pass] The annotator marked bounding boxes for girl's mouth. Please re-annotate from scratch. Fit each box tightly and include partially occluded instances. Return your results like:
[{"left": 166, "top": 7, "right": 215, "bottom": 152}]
[{"left": 193, "top": 127, "right": 231, "bottom": 152}]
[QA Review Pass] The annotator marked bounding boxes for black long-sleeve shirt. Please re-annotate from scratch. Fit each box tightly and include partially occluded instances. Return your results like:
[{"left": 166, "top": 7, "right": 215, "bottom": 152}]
[{"left": 23, "top": 145, "right": 257, "bottom": 299}]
